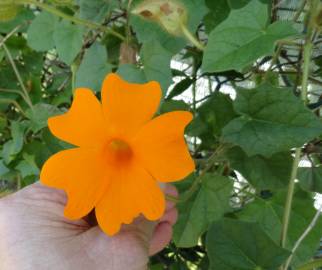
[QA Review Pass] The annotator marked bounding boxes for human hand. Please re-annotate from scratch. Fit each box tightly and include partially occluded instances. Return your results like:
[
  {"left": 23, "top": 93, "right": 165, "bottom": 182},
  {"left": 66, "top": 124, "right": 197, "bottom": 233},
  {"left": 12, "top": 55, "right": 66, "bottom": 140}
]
[{"left": 0, "top": 183, "right": 178, "bottom": 270}]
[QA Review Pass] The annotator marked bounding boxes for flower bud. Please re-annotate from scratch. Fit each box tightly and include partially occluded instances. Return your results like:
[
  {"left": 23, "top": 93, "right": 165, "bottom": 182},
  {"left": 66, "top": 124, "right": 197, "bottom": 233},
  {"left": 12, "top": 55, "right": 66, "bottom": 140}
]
[
  {"left": 131, "top": 0, "right": 187, "bottom": 36},
  {"left": 0, "top": 0, "right": 18, "bottom": 22}
]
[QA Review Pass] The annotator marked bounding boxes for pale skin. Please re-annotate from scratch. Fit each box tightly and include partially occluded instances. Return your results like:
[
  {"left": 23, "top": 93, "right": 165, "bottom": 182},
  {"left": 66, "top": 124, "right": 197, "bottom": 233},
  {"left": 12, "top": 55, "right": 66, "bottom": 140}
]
[{"left": 0, "top": 183, "right": 178, "bottom": 270}]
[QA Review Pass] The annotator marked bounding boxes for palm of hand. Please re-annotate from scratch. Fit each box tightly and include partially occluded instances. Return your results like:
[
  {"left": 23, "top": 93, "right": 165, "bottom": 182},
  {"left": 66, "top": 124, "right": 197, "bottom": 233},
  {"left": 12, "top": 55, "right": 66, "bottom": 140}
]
[{"left": 0, "top": 183, "right": 177, "bottom": 270}]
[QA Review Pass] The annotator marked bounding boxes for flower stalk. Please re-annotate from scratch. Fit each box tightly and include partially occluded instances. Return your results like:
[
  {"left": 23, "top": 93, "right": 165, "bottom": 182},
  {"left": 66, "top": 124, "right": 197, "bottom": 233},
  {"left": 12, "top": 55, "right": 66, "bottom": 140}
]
[{"left": 180, "top": 23, "right": 205, "bottom": 51}]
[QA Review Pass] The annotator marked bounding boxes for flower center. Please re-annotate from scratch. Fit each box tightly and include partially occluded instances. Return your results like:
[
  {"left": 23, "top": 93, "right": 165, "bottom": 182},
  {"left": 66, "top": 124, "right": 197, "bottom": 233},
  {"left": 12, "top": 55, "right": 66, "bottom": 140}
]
[{"left": 104, "top": 139, "right": 133, "bottom": 165}]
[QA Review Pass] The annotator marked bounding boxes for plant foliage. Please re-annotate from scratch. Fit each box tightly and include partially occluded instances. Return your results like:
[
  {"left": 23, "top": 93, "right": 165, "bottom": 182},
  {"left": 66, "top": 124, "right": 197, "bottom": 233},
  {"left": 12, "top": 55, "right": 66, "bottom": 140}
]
[{"left": 1, "top": 0, "right": 322, "bottom": 269}]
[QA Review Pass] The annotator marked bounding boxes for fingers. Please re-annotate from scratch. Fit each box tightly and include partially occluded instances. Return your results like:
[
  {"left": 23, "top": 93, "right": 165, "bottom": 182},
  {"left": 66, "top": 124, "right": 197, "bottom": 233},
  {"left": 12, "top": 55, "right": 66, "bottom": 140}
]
[
  {"left": 149, "top": 184, "right": 179, "bottom": 255},
  {"left": 3, "top": 181, "right": 67, "bottom": 206},
  {"left": 149, "top": 222, "right": 172, "bottom": 255},
  {"left": 160, "top": 207, "right": 178, "bottom": 225}
]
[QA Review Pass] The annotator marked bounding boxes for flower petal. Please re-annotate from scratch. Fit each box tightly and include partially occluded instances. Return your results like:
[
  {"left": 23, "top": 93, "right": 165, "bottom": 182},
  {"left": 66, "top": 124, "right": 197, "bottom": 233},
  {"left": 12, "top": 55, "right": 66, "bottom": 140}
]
[
  {"left": 40, "top": 147, "right": 108, "bottom": 219},
  {"left": 101, "top": 73, "right": 162, "bottom": 137},
  {"left": 133, "top": 111, "right": 195, "bottom": 182},
  {"left": 95, "top": 162, "right": 165, "bottom": 235},
  {"left": 48, "top": 88, "right": 108, "bottom": 147}
]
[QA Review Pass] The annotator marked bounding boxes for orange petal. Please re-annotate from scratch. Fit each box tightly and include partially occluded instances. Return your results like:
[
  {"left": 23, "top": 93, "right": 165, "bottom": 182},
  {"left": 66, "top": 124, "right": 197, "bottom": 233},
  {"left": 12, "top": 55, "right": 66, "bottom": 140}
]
[
  {"left": 133, "top": 111, "right": 195, "bottom": 182},
  {"left": 48, "top": 88, "right": 108, "bottom": 147},
  {"left": 40, "top": 147, "right": 108, "bottom": 219},
  {"left": 101, "top": 73, "right": 162, "bottom": 137},
  {"left": 95, "top": 162, "right": 165, "bottom": 235}
]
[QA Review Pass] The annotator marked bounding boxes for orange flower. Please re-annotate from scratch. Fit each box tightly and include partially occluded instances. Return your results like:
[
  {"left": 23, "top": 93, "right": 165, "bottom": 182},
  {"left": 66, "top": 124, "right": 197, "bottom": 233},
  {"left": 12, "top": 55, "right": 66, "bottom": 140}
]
[{"left": 40, "top": 73, "right": 195, "bottom": 235}]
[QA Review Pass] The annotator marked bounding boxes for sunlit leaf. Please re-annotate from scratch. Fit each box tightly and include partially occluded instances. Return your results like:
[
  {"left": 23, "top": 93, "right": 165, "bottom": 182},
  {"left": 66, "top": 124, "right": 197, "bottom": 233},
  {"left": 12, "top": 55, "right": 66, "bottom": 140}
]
[{"left": 202, "top": 0, "right": 297, "bottom": 72}]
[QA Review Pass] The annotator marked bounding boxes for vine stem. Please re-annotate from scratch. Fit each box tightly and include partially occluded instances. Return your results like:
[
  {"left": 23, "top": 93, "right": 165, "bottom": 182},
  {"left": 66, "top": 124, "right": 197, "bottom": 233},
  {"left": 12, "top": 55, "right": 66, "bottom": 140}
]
[
  {"left": 2, "top": 44, "right": 34, "bottom": 112},
  {"left": 280, "top": 34, "right": 313, "bottom": 251},
  {"left": 293, "top": 0, "right": 307, "bottom": 22},
  {"left": 20, "top": 0, "right": 125, "bottom": 41},
  {"left": 280, "top": 1, "right": 315, "bottom": 268},
  {"left": 192, "top": 60, "right": 197, "bottom": 152},
  {"left": 301, "top": 41, "right": 313, "bottom": 102},
  {"left": 280, "top": 148, "right": 301, "bottom": 248},
  {"left": 264, "top": 0, "right": 306, "bottom": 79},
  {"left": 284, "top": 205, "right": 322, "bottom": 269},
  {"left": 0, "top": 25, "right": 21, "bottom": 48}
]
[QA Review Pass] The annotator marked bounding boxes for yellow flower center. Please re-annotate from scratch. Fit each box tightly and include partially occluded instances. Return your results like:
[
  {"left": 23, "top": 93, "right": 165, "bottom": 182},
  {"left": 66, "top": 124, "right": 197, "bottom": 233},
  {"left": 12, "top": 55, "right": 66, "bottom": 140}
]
[{"left": 104, "top": 139, "right": 133, "bottom": 165}]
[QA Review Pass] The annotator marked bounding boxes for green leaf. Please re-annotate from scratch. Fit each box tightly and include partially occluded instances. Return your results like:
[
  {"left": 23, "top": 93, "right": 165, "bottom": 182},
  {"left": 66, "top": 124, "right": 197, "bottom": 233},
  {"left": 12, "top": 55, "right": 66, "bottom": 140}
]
[
  {"left": 117, "top": 45, "right": 173, "bottom": 95},
  {"left": 227, "top": 0, "right": 252, "bottom": 8},
  {"left": 226, "top": 147, "right": 293, "bottom": 190},
  {"left": 15, "top": 153, "right": 39, "bottom": 178},
  {"left": 23, "top": 51, "right": 44, "bottom": 77},
  {"left": 53, "top": 20, "right": 83, "bottom": 64},
  {"left": 160, "top": 100, "right": 190, "bottom": 114},
  {"left": 239, "top": 189, "right": 322, "bottom": 267},
  {"left": 117, "top": 64, "right": 147, "bottom": 84},
  {"left": 173, "top": 173, "right": 233, "bottom": 247},
  {"left": 222, "top": 84, "right": 322, "bottom": 157},
  {"left": 202, "top": 0, "right": 298, "bottom": 72},
  {"left": 76, "top": 42, "right": 113, "bottom": 92},
  {"left": 6, "top": 35, "right": 27, "bottom": 58},
  {"left": 27, "top": 12, "right": 58, "bottom": 52},
  {"left": 298, "top": 167, "right": 322, "bottom": 193},
  {"left": 140, "top": 40, "right": 172, "bottom": 95},
  {"left": 197, "top": 92, "right": 237, "bottom": 136},
  {"left": 23, "top": 140, "right": 56, "bottom": 168},
  {"left": 204, "top": 0, "right": 230, "bottom": 33},
  {"left": 206, "top": 219, "right": 290, "bottom": 270},
  {"left": 1, "top": 121, "right": 26, "bottom": 164},
  {"left": 25, "top": 103, "right": 62, "bottom": 133},
  {"left": 79, "top": 0, "right": 115, "bottom": 22},
  {"left": 42, "top": 128, "right": 68, "bottom": 154},
  {"left": 187, "top": 92, "right": 236, "bottom": 149},
  {"left": 0, "top": 9, "right": 34, "bottom": 33},
  {"left": 228, "top": 0, "right": 270, "bottom": 9},
  {"left": 150, "top": 264, "right": 164, "bottom": 270},
  {"left": 0, "top": 115, "right": 7, "bottom": 132},
  {"left": 166, "top": 77, "right": 193, "bottom": 100},
  {"left": 0, "top": 49, "right": 5, "bottom": 63},
  {"left": 0, "top": 160, "right": 9, "bottom": 177}
]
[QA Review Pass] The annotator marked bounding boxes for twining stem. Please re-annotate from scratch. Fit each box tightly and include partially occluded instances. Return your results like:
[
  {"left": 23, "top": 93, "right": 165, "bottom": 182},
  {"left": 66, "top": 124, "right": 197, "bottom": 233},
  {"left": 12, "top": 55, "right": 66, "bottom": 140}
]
[
  {"left": 265, "top": 1, "right": 307, "bottom": 78},
  {"left": 280, "top": 148, "right": 303, "bottom": 247},
  {"left": 301, "top": 42, "right": 313, "bottom": 102},
  {"left": 0, "top": 25, "right": 21, "bottom": 48},
  {"left": 192, "top": 61, "right": 197, "bottom": 152},
  {"left": 293, "top": 0, "right": 308, "bottom": 22},
  {"left": 264, "top": 44, "right": 283, "bottom": 79},
  {"left": 2, "top": 44, "right": 34, "bottom": 112},
  {"left": 20, "top": 0, "right": 125, "bottom": 41},
  {"left": 280, "top": 37, "right": 313, "bottom": 250},
  {"left": 280, "top": 1, "right": 316, "bottom": 268},
  {"left": 180, "top": 23, "right": 205, "bottom": 51},
  {"left": 284, "top": 205, "right": 322, "bottom": 269}
]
